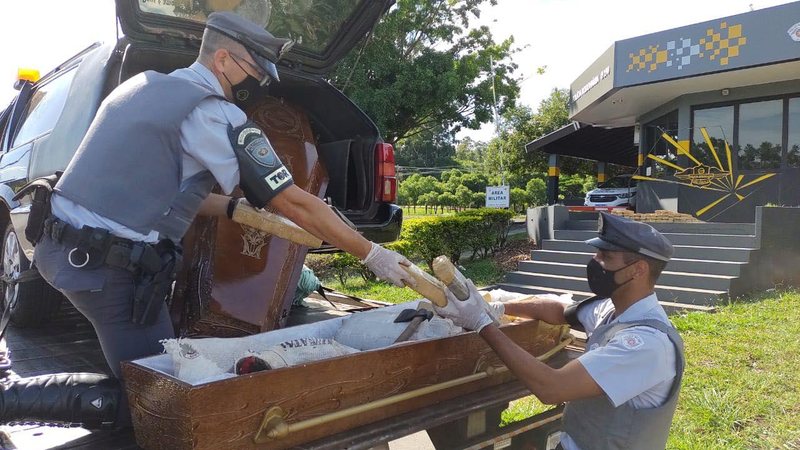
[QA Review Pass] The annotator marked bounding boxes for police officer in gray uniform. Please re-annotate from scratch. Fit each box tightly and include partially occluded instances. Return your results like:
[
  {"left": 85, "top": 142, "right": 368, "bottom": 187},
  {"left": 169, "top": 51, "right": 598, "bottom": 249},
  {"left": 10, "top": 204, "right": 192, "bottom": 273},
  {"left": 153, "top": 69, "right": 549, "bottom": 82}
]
[
  {"left": 436, "top": 212, "right": 685, "bottom": 449},
  {"left": 0, "top": 12, "right": 414, "bottom": 428}
]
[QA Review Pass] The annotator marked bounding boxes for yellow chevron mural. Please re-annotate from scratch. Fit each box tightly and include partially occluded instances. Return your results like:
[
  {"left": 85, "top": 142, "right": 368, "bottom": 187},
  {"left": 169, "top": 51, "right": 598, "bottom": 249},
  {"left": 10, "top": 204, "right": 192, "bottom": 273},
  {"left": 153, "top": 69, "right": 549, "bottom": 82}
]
[
  {"left": 633, "top": 127, "right": 776, "bottom": 218},
  {"left": 627, "top": 21, "right": 747, "bottom": 73}
]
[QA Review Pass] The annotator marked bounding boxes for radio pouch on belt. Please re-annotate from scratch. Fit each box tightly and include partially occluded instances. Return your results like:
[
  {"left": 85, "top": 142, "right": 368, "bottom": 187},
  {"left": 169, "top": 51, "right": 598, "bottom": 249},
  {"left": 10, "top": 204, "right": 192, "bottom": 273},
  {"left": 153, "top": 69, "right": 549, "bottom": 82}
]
[
  {"left": 13, "top": 172, "right": 63, "bottom": 245},
  {"left": 131, "top": 240, "right": 182, "bottom": 326}
]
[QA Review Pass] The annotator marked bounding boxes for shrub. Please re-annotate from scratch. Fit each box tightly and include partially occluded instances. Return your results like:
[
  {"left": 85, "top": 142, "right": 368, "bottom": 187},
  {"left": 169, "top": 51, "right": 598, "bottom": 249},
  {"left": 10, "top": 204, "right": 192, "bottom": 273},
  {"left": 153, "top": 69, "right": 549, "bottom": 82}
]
[
  {"left": 314, "top": 209, "right": 515, "bottom": 286},
  {"left": 385, "top": 239, "right": 413, "bottom": 257},
  {"left": 457, "top": 208, "right": 514, "bottom": 255},
  {"left": 403, "top": 216, "right": 475, "bottom": 267},
  {"left": 401, "top": 209, "right": 514, "bottom": 268}
]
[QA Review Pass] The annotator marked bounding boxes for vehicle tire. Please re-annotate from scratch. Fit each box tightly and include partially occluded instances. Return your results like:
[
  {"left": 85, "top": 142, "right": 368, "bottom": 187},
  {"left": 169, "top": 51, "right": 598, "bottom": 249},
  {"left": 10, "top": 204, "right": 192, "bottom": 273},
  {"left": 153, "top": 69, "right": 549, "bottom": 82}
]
[{"left": 1, "top": 222, "right": 62, "bottom": 327}]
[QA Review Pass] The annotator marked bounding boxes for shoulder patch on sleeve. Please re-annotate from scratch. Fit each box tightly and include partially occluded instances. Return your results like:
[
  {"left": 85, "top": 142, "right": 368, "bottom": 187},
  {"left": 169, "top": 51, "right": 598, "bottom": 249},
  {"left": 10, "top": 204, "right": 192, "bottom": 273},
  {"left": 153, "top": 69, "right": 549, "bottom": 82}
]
[{"left": 620, "top": 333, "right": 645, "bottom": 350}]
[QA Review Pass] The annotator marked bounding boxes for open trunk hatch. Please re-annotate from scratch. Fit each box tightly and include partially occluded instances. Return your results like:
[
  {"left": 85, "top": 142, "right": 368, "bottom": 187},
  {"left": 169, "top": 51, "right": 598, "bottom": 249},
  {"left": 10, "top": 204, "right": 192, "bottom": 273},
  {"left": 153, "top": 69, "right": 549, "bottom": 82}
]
[{"left": 116, "top": 0, "right": 393, "bottom": 75}]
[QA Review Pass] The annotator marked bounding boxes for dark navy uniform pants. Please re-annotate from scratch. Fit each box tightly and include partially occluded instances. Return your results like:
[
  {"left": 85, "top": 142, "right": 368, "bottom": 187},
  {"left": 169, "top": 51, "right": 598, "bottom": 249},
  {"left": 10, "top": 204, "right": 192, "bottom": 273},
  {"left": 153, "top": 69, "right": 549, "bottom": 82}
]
[{"left": 34, "top": 234, "right": 175, "bottom": 425}]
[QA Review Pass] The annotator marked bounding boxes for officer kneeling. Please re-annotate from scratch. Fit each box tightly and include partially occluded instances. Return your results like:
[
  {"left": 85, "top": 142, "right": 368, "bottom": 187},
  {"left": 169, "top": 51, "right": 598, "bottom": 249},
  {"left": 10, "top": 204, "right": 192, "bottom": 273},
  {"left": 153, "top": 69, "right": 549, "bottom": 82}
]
[
  {"left": 1, "top": 12, "right": 414, "bottom": 429},
  {"left": 436, "top": 212, "right": 685, "bottom": 450}
]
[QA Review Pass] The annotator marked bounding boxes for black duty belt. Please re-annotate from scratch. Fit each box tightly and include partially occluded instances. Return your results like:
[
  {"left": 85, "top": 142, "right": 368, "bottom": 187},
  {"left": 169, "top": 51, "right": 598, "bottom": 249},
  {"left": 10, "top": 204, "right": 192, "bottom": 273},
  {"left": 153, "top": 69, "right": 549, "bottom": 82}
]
[{"left": 42, "top": 217, "right": 162, "bottom": 274}]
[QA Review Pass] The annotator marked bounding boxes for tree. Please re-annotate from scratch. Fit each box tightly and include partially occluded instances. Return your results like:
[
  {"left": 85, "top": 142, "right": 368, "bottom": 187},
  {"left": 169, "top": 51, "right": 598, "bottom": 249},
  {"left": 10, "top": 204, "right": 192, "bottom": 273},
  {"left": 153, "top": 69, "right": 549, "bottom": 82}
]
[
  {"left": 482, "top": 88, "right": 597, "bottom": 187},
  {"left": 455, "top": 185, "right": 474, "bottom": 210},
  {"left": 397, "top": 173, "right": 423, "bottom": 206},
  {"left": 438, "top": 192, "right": 458, "bottom": 212},
  {"left": 395, "top": 125, "right": 457, "bottom": 168},
  {"left": 471, "top": 191, "right": 486, "bottom": 208},
  {"left": 454, "top": 137, "right": 487, "bottom": 167},
  {"left": 525, "top": 178, "right": 547, "bottom": 206},
  {"left": 510, "top": 187, "right": 528, "bottom": 213},
  {"left": 418, "top": 192, "right": 439, "bottom": 214},
  {"left": 331, "top": 0, "right": 521, "bottom": 145}
]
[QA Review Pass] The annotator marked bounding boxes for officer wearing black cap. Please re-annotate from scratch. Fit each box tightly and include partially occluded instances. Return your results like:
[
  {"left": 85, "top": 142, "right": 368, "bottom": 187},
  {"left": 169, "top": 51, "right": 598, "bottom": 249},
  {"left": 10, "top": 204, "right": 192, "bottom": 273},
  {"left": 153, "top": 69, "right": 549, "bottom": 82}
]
[
  {"left": 15, "top": 12, "right": 414, "bottom": 428},
  {"left": 435, "top": 212, "right": 685, "bottom": 450}
]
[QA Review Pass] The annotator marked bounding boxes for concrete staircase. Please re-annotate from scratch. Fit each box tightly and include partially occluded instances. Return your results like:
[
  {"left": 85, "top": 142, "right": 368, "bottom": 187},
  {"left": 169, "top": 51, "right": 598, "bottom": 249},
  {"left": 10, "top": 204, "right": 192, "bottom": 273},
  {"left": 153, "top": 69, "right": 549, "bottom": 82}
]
[{"left": 500, "top": 211, "right": 758, "bottom": 312}]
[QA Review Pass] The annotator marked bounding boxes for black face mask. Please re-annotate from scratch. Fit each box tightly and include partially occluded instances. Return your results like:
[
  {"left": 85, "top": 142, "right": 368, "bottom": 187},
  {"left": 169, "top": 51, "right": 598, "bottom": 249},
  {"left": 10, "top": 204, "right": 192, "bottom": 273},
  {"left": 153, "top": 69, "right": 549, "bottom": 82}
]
[
  {"left": 586, "top": 258, "right": 636, "bottom": 298},
  {"left": 222, "top": 57, "right": 264, "bottom": 110},
  {"left": 228, "top": 74, "right": 261, "bottom": 110}
]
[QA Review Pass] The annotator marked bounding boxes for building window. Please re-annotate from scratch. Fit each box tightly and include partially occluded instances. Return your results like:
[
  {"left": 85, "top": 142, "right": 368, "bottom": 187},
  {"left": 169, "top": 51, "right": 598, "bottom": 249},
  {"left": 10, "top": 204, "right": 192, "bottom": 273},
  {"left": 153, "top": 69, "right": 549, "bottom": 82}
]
[
  {"left": 692, "top": 106, "right": 733, "bottom": 168},
  {"left": 789, "top": 98, "right": 800, "bottom": 168},
  {"left": 737, "top": 99, "right": 782, "bottom": 170},
  {"left": 644, "top": 110, "right": 679, "bottom": 176}
]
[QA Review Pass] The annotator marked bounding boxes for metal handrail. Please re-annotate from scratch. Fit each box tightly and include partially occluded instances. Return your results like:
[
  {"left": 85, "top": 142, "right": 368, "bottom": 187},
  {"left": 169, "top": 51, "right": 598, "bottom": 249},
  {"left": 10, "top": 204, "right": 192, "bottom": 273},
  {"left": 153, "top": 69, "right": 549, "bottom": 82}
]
[{"left": 253, "top": 333, "right": 575, "bottom": 443}]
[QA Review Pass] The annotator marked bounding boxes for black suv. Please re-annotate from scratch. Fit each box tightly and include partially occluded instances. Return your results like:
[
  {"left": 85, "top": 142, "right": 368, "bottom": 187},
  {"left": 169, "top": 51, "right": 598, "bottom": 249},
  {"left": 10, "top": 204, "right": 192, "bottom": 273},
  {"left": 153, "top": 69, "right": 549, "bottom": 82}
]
[{"left": 0, "top": 0, "right": 401, "bottom": 327}]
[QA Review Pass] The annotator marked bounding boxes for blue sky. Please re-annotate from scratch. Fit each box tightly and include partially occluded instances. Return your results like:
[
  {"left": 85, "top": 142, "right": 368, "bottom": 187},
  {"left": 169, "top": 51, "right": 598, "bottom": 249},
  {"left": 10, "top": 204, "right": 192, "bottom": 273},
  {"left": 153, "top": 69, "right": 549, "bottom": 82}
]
[{"left": 0, "top": 0, "right": 795, "bottom": 141}]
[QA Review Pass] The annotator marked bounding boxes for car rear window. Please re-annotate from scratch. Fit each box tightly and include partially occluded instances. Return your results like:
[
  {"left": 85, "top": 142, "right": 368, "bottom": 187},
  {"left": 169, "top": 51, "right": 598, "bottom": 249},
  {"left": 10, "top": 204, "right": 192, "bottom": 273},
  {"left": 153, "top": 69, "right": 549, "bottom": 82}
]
[{"left": 137, "top": 0, "right": 363, "bottom": 53}]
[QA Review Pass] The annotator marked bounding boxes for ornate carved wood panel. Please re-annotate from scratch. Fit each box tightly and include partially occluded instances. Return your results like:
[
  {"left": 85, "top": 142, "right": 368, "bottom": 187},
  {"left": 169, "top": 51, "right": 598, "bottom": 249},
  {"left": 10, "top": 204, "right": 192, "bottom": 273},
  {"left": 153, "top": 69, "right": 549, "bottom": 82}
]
[{"left": 171, "top": 96, "right": 328, "bottom": 337}]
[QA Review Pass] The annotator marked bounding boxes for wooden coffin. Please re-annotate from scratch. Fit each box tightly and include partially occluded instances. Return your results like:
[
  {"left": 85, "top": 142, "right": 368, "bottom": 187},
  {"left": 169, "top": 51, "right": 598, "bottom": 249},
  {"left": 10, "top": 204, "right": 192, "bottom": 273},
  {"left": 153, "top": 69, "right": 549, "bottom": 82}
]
[
  {"left": 121, "top": 307, "right": 571, "bottom": 450},
  {"left": 171, "top": 96, "right": 328, "bottom": 337}
]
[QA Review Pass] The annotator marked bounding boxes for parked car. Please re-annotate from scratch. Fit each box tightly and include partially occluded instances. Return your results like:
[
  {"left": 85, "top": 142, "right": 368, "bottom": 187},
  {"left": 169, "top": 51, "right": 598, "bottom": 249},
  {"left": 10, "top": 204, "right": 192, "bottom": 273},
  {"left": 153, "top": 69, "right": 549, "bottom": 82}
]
[
  {"left": 584, "top": 174, "right": 637, "bottom": 208},
  {"left": 0, "top": 0, "right": 401, "bottom": 327}
]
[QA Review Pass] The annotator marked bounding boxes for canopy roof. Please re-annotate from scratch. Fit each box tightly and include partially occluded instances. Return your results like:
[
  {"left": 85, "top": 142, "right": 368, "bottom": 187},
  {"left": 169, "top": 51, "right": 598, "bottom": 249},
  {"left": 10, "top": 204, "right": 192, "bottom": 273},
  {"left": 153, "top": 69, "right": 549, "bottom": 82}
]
[{"left": 525, "top": 122, "right": 636, "bottom": 167}]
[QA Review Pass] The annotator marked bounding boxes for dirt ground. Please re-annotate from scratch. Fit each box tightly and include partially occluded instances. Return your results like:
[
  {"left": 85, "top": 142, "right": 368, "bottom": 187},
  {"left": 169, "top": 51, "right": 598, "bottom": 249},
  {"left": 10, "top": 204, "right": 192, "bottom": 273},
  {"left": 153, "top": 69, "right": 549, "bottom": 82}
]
[{"left": 492, "top": 238, "right": 536, "bottom": 272}]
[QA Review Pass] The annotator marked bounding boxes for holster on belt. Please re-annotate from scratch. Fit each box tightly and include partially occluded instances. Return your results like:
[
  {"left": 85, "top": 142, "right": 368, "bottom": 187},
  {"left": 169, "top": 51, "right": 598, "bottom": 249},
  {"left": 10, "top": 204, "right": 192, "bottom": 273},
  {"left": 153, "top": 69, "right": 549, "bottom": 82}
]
[
  {"left": 42, "top": 216, "right": 182, "bottom": 327},
  {"left": 13, "top": 172, "right": 62, "bottom": 245},
  {"left": 131, "top": 240, "right": 182, "bottom": 326}
]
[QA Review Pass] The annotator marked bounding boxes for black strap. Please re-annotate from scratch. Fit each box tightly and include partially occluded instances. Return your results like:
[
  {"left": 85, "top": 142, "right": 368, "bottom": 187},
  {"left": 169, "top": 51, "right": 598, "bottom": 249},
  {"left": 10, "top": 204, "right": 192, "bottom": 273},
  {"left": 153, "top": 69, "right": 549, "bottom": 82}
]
[
  {"left": 43, "top": 217, "right": 162, "bottom": 273},
  {"left": 563, "top": 296, "right": 602, "bottom": 332},
  {"left": 12, "top": 172, "right": 61, "bottom": 202}
]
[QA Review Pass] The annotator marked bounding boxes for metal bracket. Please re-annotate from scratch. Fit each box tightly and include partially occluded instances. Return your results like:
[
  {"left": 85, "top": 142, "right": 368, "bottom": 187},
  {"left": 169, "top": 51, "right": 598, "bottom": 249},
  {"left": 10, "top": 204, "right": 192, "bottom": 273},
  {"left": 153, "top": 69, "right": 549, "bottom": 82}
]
[{"left": 253, "top": 406, "right": 289, "bottom": 443}]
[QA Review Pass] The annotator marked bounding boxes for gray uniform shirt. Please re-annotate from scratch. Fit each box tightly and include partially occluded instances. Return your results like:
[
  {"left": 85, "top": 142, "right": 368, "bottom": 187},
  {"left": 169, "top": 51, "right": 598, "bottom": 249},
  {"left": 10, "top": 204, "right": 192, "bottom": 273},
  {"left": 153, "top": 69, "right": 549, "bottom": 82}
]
[
  {"left": 51, "top": 62, "right": 246, "bottom": 242},
  {"left": 561, "top": 293, "right": 677, "bottom": 450}
]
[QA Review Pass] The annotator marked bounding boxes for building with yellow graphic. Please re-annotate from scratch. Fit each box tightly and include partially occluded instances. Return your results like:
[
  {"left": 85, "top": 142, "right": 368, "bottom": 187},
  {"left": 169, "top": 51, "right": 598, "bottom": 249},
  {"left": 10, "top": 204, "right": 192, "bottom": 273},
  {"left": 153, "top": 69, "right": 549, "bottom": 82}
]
[
  {"left": 527, "top": 1, "right": 800, "bottom": 223},
  {"left": 627, "top": 21, "right": 747, "bottom": 73}
]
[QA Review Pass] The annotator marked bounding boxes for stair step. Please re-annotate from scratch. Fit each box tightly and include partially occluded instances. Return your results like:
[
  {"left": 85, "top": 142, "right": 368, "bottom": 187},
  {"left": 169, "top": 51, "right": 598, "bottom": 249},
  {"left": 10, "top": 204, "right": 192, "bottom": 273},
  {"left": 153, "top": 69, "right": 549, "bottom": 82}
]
[
  {"left": 563, "top": 220, "right": 755, "bottom": 235},
  {"left": 530, "top": 250, "right": 595, "bottom": 265},
  {"left": 504, "top": 272, "right": 729, "bottom": 302},
  {"left": 529, "top": 250, "right": 746, "bottom": 276},
  {"left": 496, "top": 283, "right": 716, "bottom": 314},
  {"left": 514, "top": 261, "right": 736, "bottom": 290},
  {"left": 554, "top": 229, "right": 756, "bottom": 248},
  {"left": 542, "top": 240, "right": 754, "bottom": 262}
]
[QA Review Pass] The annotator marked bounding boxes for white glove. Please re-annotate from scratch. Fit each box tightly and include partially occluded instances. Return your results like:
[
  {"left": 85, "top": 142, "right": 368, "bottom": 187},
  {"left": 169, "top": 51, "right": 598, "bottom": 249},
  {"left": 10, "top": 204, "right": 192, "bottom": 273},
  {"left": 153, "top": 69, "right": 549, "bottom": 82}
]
[
  {"left": 486, "top": 301, "right": 505, "bottom": 321},
  {"left": 361, "top": 242, "right": 416, "bottom": 288},
  {"left": 435, "top": 280, "right": 496, "bottom": 332}
]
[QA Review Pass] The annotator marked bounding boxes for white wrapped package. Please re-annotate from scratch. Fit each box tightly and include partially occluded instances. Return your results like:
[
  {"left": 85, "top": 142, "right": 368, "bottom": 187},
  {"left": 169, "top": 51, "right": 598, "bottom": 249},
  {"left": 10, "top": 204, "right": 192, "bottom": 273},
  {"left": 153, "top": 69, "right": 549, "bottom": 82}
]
[
  {"left": 161, "top": 340, "right": 229, "bottom": 384},
  {"left": 161, "top": 300, "right": 463, "bottom": 383},
  {"left": 243, "top": 338, "right": 359, "bottom": 370},
  {"left": 334, "top": 305, "right": 462, "bottom": 351},
  {"left": 161, "top": 315, "right": 344, "bottom": 380},
  {"left": 483, "top": 288, "right": 574, "bottom": 305},
  {"left": 477, "top": 289, "right": 576, "bottom": 324}
]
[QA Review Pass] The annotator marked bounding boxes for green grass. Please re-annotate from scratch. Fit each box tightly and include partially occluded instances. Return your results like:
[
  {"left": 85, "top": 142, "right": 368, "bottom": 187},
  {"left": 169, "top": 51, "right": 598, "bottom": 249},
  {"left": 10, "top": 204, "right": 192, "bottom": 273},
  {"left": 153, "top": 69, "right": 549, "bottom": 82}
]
[
  {"left": 667, "top": 291, "right": 800, "bottom": 449},
  {"left": 324, "top": 257, "right": 506, "bottom": 304},
  {"left": 498, "top": 291, "right": 800, "bottom": 448}
]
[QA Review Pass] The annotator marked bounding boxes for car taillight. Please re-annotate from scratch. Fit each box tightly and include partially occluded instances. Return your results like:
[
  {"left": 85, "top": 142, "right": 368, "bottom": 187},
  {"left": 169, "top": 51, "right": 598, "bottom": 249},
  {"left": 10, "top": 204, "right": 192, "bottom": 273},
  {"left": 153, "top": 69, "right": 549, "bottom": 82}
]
[{"left": 375, "top": 142, "right": 397, "bottom": 203}]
